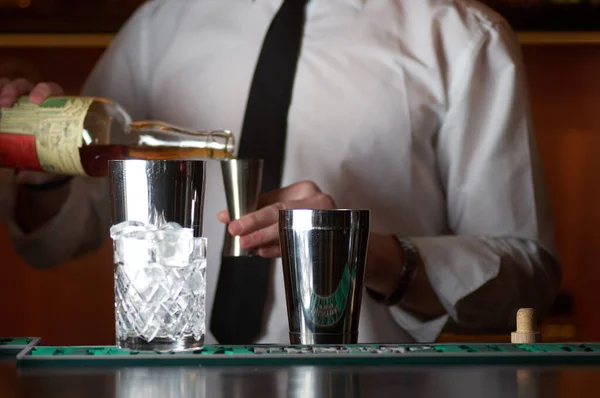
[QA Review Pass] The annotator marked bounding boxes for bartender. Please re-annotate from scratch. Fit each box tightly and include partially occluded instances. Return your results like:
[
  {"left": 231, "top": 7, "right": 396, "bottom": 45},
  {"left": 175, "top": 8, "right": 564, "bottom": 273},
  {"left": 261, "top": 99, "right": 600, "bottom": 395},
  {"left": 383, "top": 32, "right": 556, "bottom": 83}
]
[{"left": 0, "top": 0, "right": 560, "bottom": 344}]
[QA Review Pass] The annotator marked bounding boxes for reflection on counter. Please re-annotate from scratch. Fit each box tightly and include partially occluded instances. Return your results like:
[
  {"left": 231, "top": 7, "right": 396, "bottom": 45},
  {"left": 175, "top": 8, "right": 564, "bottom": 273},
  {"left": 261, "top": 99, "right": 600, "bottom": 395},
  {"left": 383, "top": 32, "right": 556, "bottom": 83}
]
[
  {"left": 286, "top": 367, "right": 360, "bottom": 398},
  {"left": 13, "top": 364, "right": 594, "bottom": 398},
  {"left": 116, "top": 368, "right": 206, "bottom": 398}
]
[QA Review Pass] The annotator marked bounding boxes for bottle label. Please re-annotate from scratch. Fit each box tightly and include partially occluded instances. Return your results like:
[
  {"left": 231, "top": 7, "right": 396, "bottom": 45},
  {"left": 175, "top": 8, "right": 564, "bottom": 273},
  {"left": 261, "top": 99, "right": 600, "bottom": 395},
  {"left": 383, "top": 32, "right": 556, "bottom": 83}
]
[
  {"left": 0, "top": 96, "right": 94, "bottom": 175},
  {"left": 0, "top": 133, "right": 42, "bottom": 171}
]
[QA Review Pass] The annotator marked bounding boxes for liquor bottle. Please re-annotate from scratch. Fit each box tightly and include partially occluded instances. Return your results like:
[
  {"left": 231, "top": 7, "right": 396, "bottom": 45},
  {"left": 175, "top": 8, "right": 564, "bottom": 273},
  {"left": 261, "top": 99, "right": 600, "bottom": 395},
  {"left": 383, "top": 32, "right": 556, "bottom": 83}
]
[{"left": 0, "top": 96, "right": 235, "bottom": 177}]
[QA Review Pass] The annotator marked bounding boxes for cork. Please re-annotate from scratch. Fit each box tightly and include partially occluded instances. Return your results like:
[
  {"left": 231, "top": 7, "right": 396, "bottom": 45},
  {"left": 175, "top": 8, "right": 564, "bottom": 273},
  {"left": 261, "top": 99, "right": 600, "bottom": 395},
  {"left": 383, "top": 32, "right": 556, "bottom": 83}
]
[{"left": 511, "top": 308, "right": 541, "bottom": 344}]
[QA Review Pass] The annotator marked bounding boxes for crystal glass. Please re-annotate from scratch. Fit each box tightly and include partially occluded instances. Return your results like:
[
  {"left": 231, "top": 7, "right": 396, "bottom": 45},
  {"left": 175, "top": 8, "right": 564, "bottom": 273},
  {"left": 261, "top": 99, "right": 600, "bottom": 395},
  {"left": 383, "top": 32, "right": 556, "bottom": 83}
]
[{"left": 111, "top": 221, "right": 207, "bottom": 352}]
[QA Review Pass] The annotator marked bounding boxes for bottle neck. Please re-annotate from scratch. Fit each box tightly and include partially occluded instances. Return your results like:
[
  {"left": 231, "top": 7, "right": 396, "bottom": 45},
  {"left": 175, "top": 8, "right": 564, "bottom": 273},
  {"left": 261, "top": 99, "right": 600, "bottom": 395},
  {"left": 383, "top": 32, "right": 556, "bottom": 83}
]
[{"left": 128, "top": 121, "right": 236, "bottom": 158}]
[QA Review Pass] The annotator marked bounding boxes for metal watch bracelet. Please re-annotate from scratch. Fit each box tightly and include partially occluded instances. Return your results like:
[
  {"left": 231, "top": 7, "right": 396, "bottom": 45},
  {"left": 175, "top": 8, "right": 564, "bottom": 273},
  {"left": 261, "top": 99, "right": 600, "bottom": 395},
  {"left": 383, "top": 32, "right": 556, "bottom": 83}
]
[{"left": 367, "top": 237, "right": 419, "bottom": 306}]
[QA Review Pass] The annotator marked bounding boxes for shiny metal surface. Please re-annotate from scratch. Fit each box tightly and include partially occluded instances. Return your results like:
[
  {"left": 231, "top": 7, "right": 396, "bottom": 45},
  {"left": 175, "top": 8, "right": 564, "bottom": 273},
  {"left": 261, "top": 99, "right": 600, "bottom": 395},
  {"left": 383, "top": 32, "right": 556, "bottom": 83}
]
[
  {"left": 279, "top": 209, "right": 370, "bottom": 344},
  {"left": 5, "top": 362, "right": 600, "bottom": 398},
  {"left": 221, "top": 159, "right": 263, "bottom": 256},
  {"left": 108, "top": 159, "right": 206, "bottom": 236}
]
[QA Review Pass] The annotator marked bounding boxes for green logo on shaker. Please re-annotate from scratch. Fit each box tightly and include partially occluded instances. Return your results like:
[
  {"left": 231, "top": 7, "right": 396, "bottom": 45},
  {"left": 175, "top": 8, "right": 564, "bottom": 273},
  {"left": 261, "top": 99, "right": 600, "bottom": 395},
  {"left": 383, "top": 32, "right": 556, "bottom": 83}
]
[{"left": 304, "top": 265, "right": 356, "bottom": 326}]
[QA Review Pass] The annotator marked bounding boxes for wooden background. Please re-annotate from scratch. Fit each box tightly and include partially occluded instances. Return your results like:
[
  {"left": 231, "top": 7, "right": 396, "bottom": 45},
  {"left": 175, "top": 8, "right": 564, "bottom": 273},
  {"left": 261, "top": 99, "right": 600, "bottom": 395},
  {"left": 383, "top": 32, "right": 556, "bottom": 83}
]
[{"left": 0, "top": 41, "right": 599, "bottom": 344}]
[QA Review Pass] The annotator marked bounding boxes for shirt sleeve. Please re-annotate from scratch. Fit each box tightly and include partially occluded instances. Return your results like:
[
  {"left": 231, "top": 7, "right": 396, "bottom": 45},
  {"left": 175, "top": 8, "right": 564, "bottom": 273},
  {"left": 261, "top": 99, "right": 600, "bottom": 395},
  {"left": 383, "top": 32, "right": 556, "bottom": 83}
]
[
  {"left": 389, "top": 21, "right": 561, "bottom": 341},
  {"left": 1, "top": 3, "right": 154, "bottom": 269},
  {"left": 2, "top": 175, "right": 110, "bottom": 269}
]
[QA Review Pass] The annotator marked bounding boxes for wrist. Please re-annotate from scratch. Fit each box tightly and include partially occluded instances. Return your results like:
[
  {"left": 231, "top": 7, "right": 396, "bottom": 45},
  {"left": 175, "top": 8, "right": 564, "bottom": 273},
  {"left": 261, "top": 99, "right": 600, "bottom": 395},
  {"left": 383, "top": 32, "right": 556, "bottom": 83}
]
[
  {"left": 14, "top": 175, "right": 73, "bottom": 234},
  {"left": 366, "top": 236, "right": 419, "bottom": 306},
  {"left": 364, "top": 233, "right": 405, "bottom": 295}
]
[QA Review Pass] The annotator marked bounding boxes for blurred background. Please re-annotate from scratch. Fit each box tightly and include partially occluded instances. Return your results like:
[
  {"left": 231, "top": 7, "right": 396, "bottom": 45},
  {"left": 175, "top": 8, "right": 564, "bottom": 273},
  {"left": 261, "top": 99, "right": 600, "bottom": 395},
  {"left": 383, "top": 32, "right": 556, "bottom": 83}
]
[{"left": 0, "top": 0, "right": 599, "bottom": 345}]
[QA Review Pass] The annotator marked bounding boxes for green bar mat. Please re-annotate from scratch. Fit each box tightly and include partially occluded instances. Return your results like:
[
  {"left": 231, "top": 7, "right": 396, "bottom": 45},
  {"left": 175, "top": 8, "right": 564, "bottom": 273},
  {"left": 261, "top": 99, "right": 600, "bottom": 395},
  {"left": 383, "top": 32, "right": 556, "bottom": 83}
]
[
  {"left": 15, "top": 343, "right": 600, "bottom": 368},
  {"left": 0, "top": 337, "right": 41, "bottom": 357}
]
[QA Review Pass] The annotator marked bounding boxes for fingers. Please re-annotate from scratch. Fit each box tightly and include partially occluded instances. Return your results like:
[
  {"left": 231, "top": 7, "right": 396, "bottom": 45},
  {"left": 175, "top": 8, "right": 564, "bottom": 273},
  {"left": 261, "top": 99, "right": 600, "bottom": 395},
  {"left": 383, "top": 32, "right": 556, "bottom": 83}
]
[
  {"left": 257, "top": 244, "right": 282, "bottom": 258},
  {"left": 257, "top": 180, "right": 322, "bottom": 207},
  {"left": 0, "top": 78, "right": 34, "bottom": 107},
  {"left": 239, "top": 222, "right": 280, "bottom": 251},
  {"left": 217, "top": 180, "right": 323, "bottom": 224},
  {"left": 231, "top": 192, "right": 336, "bottom": 237},
  {"left": 0, "top": 78, "right": 10, "bottom": 91},
  {"left": 232, "top": 193, "right": 336, "bottom": 249},
  {"left": 0, "top": 79, "right": 63, "bottom": 107},
  {"left": 29, "top": 82, "right": 64, "bottom": 104},
  {"left": 217, "top": 210, "right": 230, "bottom": 223},
  {"left": 229, "top": 201, "right": 286, "bottom": 236},
  {"left": 219, "top": 180, "right": 336, "bottom": 258}
]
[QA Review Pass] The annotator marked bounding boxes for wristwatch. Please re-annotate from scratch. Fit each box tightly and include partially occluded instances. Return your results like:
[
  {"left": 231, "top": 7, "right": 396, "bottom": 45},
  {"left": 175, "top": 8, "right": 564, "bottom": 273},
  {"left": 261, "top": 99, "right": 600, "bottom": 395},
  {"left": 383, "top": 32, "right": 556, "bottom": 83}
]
[{"left": 367, "top": 237, "right": 420, "bottom": 306}]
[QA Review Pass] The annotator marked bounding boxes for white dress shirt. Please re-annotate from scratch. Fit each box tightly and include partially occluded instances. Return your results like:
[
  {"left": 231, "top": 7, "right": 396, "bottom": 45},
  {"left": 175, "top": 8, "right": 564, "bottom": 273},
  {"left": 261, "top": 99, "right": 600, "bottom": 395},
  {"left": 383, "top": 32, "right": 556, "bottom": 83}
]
[{"left": 0, "top": 0, "right": 561, "bottom": 343}]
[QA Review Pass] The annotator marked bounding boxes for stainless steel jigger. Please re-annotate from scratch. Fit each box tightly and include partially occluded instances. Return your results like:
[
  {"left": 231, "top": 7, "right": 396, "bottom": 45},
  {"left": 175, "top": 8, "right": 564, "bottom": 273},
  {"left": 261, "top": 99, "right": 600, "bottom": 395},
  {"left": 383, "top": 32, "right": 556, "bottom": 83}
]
[
  {"left": 279, "top": 209, "right": 370, "bottom": 345},
  {"left": 221, "top": 159, "right": 264, "bottom": 256},
  {"left": 108, "top": 159, "right": 206, "bottom": 236}
]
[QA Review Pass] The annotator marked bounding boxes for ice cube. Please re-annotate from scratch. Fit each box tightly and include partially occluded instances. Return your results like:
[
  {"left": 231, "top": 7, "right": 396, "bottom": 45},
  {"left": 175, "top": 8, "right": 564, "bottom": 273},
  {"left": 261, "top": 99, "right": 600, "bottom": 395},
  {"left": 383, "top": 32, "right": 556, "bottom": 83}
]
[
  {"left": 160, "top": 222, "right": 183, "bottom": 232},
  {"left": 175, "top": 293, "right": 190, "bottom": 314},
  {"left": 115, "top": 237, "right": 151, "bottom": 280},
  {"left": 165, "top": 266, "right": 186, "bottom": 298},
  {"left": 110, "top": 220, "right": 146, "bottom": 239},
  {"left": 155, "top": 229, "right": 195, "bottom": 267},
  {"left": 187, "top": 262, "right": 206, "bottom": 292},
  {"left": 190, "top": 238, "right": 207, "bottom": 265},
  {"left": 140, "top": 264, "right": 168, "bottom": 301},
  {"left": 155, "top": 223, "right": 194, "bottom": 243},
  {"left": 148, "top": 208, "right": 168, "bottom": 229}
]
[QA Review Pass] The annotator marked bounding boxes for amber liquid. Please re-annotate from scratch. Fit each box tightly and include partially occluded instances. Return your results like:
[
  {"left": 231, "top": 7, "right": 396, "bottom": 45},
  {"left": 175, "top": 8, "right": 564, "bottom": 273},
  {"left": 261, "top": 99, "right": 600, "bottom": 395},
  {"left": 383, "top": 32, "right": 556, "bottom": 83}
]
[{"left": 79, "top": 145, "right": 233, "bottom": 177}]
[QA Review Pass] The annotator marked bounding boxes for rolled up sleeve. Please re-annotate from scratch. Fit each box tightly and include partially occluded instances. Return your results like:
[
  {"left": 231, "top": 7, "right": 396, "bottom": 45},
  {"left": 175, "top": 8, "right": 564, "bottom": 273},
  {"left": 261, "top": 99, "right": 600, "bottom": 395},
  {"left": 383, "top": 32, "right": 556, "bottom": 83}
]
[
  {"left": 390, "top": 21, "right": 561, "bottom": 341},
  {"left": 4, "top": 176, "right": 110, "bottom": 269}
]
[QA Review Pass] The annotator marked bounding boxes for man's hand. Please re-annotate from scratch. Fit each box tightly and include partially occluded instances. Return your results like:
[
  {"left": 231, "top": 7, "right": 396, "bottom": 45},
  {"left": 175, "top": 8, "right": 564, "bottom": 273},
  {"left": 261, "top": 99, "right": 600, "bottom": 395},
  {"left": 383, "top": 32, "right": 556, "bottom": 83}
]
[
  {"left": 217, "top": 179, "right": 445, "bottom": 317},
  {"left": 0, "top": 78, "right": 71, "bottom": 233},
  {"left": 217, "top": 181, "right": 336, "bottom": 257},
  {"left": 1, "top": 78, "right": 67, "bottom": 185},
  {"left": 0, "top": 78, "right": 64, "bottom": 107}
]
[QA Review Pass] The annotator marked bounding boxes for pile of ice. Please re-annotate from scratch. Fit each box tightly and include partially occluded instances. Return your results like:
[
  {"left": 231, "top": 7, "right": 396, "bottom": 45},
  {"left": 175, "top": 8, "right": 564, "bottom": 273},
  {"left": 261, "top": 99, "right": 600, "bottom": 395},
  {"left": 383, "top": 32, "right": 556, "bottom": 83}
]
[
  {"left": 111, "top": 219, "right": 206, "bottom": 342},
  {"left": 110, "top": 220, "right": 200, "bottom": 268}
]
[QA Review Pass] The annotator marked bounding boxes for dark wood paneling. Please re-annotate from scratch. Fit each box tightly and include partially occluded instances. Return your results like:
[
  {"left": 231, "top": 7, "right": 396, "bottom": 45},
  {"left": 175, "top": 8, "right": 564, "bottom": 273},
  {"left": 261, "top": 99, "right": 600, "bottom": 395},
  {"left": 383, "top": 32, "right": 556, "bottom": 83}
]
[
  {"left": 0, "top": 48, "right": 114, "bottom": 345},
  {"left": 522, "top": 45, "right": 600, "bottom": 341}
]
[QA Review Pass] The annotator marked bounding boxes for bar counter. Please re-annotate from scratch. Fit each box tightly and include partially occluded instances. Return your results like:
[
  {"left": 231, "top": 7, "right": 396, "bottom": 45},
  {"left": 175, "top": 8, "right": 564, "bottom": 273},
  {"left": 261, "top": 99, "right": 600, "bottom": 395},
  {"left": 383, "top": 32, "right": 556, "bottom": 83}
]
[
  {"left": 2, "top": 359, "right": 600, "bottom": 397},
  {"left": 2, "top": 340, "right": 600, "bottom": 397}
]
